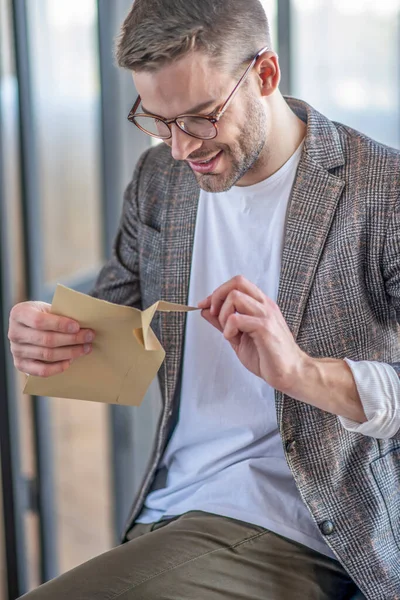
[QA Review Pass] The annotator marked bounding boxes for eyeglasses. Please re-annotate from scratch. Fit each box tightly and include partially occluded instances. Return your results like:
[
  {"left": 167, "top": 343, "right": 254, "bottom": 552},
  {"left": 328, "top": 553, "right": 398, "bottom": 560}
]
[{"left": 127, "top": 46, "right": 270, "bottom": 141}]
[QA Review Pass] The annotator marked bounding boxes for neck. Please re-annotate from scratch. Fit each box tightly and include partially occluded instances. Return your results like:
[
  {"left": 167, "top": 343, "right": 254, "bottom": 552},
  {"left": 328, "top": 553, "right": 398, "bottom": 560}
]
[{"left": 237, "top": 92, "right": 307, "bottom": 187}]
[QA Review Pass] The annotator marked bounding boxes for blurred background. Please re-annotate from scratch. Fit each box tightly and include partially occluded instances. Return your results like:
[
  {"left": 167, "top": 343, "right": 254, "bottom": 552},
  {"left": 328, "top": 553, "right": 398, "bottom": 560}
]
[{"left": 0, "top": 0, "right": 399, "bottom": 597}]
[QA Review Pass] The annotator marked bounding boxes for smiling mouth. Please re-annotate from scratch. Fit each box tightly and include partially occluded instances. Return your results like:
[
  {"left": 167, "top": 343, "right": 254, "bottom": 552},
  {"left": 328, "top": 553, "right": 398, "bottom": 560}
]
[
  {"left": 189, "top": 152, "right": 221, "bottom": 165},
  {"left": 187, "top": 150, "right": 223, "bottom": 174}
]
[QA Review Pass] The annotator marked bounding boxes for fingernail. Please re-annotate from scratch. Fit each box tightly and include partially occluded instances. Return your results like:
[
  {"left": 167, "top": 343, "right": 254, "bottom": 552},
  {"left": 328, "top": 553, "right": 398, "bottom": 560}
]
[
  {"left": 84, "top": 344, "right": 92, "bottom": 354},
  {"left": 85, "top": 332, "right": 94, "bottom": 343},
  {"left": 68, "top": 323, "right": 79, "bottom": 333}
]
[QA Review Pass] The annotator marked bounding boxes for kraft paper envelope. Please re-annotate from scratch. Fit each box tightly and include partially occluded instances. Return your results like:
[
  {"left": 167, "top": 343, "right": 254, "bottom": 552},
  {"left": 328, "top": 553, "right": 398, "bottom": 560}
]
[{"left": 24, "top": 285, "right": 198, "bottom": 406}]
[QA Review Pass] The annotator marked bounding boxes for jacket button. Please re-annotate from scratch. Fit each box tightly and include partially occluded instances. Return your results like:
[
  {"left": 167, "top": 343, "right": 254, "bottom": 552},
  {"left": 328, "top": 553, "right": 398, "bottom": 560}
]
[
  {"left": 320, "top": 521, "right": 335, "bottom": 536},
  {"left": 285, "top": 440, "right": 297, "bottom": 454}
]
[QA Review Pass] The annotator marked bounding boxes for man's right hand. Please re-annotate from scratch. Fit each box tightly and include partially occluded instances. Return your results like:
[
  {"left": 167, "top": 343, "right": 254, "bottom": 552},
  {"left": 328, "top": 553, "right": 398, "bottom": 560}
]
[{"left": 8, "top": 301, "right": 95, "bottom": 378}]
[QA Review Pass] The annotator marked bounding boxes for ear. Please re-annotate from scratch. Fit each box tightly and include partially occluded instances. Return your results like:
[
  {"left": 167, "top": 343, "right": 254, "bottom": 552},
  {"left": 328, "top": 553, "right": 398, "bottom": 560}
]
[{"left": 256, "top": 52, "right": 280, "bottom": 97}]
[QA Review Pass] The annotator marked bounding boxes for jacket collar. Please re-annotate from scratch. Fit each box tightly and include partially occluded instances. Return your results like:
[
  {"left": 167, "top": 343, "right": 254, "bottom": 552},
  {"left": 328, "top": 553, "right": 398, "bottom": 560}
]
[{"left": 286, "top": 96, "right": 345, "bottom": 171}]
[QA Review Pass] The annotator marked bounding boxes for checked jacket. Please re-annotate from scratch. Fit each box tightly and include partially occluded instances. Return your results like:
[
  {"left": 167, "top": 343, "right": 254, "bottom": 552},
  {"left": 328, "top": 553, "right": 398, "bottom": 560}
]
[{"left": 92, "top": 98, "right": 400, "bottom": 600}]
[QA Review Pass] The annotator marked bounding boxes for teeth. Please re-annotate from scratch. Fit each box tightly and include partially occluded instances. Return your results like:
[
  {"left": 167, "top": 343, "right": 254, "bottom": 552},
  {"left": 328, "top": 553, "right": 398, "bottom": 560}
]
[{"left": 190, "top": 152, "right": 221, "bottom": 166}]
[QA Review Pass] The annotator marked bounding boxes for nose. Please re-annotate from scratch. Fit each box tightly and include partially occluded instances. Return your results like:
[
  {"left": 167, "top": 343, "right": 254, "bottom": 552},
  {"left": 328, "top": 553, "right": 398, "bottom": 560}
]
[{"left": 167, "top": 124, "right": 203, "bottom": 161}]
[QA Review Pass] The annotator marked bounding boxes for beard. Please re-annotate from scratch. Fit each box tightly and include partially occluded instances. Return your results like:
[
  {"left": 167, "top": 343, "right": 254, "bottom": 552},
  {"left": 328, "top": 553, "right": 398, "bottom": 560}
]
[{"left": 192, "top": 96, "right": 268, "bottom": 193}]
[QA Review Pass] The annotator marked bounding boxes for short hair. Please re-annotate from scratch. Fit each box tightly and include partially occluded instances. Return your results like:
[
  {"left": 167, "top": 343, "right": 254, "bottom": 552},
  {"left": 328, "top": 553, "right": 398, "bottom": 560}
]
[{"left": 116, "top": 0, "right": 272, "bottom": 75}]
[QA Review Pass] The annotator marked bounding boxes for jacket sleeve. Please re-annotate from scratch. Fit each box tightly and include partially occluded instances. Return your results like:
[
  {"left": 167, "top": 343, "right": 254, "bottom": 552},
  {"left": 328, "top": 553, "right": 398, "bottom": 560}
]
[
  {"left": 90, "top": 148, "right": 152, "bottom": 308},
  {"left": 380, "top": 194, "right": 400, "bottom": 438},
  {"left": 339, "top": 196, "right": 400, "bottom": 440},
  {"left": 383, "top": 193, "right": 400, "bottom": 397}
]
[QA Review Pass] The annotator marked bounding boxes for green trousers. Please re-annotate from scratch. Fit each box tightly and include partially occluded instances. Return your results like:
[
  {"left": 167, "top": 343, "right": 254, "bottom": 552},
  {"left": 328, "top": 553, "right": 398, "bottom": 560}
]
[{"left": 21, "top": 511, "right": 366, "bottom": 600}]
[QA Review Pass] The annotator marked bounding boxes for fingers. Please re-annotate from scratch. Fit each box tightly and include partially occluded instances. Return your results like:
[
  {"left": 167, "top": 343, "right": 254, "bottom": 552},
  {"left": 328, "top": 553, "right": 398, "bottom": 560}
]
[
  {"left": 11, "top": 342, "right": 92, "bottom": 364},
  {"left": 8, "top": 301, "right": 96, "bottom": 377},
  {"left": 9, "top": 322, "right": 95, "bottom": 349},
  {"left": 224, "top": 314, "right": 259, "bottom": 341},
  {"left": 11, "top": 302, "right": 80, "bottom": 334},
  {"left": 208, "top": 276, "right": 265, "bottom": 316},
  {"left": 200, "top": 309, "right": 224, "bottom": 333},
  {"left": 202, "top": 291, "right": 265, "bottom": 344},
  {"left": 16, "top": 359, "right": 72, "bottom": 379},
  {"left": 218, "top": 291, "right": 265, "bottom": 329},
  {"left": 198, "top": 295, "right": 212, "bottom": 310}
]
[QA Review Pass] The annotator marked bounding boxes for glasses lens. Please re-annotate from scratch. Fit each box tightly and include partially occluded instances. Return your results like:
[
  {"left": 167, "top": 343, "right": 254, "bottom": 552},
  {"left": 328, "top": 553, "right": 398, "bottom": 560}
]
[
  {"left": 134, "top": 116, "right": 171, "bottom": 139},
  {"left": 177, "top": 117, "right": 217, "bottom": 140}
]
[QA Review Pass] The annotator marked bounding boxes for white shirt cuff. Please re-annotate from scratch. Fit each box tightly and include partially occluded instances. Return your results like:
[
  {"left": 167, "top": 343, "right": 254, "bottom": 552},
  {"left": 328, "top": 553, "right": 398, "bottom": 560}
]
[{"left": 339, "top": 359, "right": 400, "bottom": 440}]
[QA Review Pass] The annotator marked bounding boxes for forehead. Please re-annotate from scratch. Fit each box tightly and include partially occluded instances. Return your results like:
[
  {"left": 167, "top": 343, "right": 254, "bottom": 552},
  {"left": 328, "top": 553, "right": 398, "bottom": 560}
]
[{"left": 132, "top": 52, "right": 232, "bottom": 118}]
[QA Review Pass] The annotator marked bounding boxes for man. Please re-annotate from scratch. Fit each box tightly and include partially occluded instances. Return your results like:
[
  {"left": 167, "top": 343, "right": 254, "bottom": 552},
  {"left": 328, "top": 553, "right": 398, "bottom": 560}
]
[{"left": 8, "top": 0, "right": 400, "bottom": 598}]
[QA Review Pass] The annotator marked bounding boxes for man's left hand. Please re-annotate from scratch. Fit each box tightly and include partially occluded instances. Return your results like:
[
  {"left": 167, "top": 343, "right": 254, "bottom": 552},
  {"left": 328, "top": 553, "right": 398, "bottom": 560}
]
[{"left": 198, "top": 275, "right": 309, "bottom": 395}]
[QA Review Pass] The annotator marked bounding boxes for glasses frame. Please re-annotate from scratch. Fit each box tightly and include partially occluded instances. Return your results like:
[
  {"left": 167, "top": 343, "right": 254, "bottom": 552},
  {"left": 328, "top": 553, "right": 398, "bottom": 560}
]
[{"left": 128, "top": 45, "right": 271, "bottom": 141}]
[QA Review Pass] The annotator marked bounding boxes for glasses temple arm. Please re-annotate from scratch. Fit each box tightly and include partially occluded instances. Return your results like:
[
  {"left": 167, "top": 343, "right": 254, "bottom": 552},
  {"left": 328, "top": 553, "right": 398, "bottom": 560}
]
[
  {"left": 214, "top": 46, "right": 271, "bottom": 120},
  {"left": 214, "top": 60, "right": 255, "bottom": 120}
]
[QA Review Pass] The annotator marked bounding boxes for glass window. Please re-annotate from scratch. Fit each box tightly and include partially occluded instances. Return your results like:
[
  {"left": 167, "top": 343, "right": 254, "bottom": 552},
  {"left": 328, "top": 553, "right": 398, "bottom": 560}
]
[
  {"left": 25, "top": 1, "right": 114, "bottom": 576},
  {"left": 27, "top": 0, "right": 103, "bottom": 284},
  {"left": 0, "top": 0, "right": 25, "bottom": 302},
  {"left": 1, "top": 0, "right": 36, "bottom": 593},
  {"left": 52, "top": 398, "right": 113, "bottom": 574},
  {"left": 291, "top": 0, "right": 400, "bottom": 149},
  {"left": 260, "top": 0, "right": 278, "bottom": 48}
]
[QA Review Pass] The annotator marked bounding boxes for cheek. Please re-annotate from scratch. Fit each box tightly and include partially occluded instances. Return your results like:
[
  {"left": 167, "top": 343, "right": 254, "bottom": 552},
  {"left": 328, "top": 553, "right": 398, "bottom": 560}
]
[
  {"left": 213, "top": 120, "right": 242, "bottom": 149},
  {"left": 217, "top": 106, "right": 248, "bottom": 146}
]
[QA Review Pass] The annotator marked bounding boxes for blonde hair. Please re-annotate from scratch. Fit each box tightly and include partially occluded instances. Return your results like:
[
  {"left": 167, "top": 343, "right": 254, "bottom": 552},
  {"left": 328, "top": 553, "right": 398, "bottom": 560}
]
[{"left": 116, "top": 0, "right": 272, "bottom": 75}]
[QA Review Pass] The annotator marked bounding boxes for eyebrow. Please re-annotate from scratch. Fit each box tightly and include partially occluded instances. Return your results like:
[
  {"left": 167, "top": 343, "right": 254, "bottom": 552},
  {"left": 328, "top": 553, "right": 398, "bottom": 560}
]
[{"left": 141, "top": 99, "right": 217, "bottom": 117}]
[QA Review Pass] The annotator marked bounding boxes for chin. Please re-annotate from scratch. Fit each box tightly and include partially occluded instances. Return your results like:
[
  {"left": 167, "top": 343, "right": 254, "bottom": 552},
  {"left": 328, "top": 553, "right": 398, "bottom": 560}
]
[{"left": 196, "top": 172, "right": 236, "bottom": 194}]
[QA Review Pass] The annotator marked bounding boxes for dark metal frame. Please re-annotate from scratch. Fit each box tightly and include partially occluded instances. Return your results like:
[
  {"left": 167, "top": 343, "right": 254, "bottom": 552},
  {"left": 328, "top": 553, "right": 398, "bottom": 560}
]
[
  {"left": 12, "top": 0, "right": 59, "bottom": 585},
  {"left": 0, "top": 77, "right": 29, "bottom": 600}
]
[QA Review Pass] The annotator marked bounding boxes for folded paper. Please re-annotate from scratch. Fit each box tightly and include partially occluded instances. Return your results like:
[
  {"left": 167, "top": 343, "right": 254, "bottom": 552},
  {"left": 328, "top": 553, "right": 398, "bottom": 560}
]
[{"left": 24, "top": 285, "right": 198, "bottom": 406}]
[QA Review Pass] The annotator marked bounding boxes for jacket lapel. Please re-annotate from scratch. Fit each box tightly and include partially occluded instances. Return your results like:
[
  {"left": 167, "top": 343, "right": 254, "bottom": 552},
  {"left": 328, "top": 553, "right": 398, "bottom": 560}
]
[
  {"left": 160, "top": 160, "right": 200, "bottom": 407},
  {"left": 277, "top": 156, "right": 345, "bottom": 340},
  {"left": 275, "top": 99, "right": 346, "bottom": 428}
]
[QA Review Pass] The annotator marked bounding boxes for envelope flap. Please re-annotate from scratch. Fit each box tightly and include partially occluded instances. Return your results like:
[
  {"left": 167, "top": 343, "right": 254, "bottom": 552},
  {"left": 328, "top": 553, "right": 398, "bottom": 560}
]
[{"left": 141, "top": 302, "right": 198, "bottom": 351}]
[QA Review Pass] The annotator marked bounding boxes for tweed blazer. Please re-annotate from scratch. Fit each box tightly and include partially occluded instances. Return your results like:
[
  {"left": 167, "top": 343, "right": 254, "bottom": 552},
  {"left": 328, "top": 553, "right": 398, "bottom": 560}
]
[{"left": 92, "top": 98, "right": 400, "bottom": 599}]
